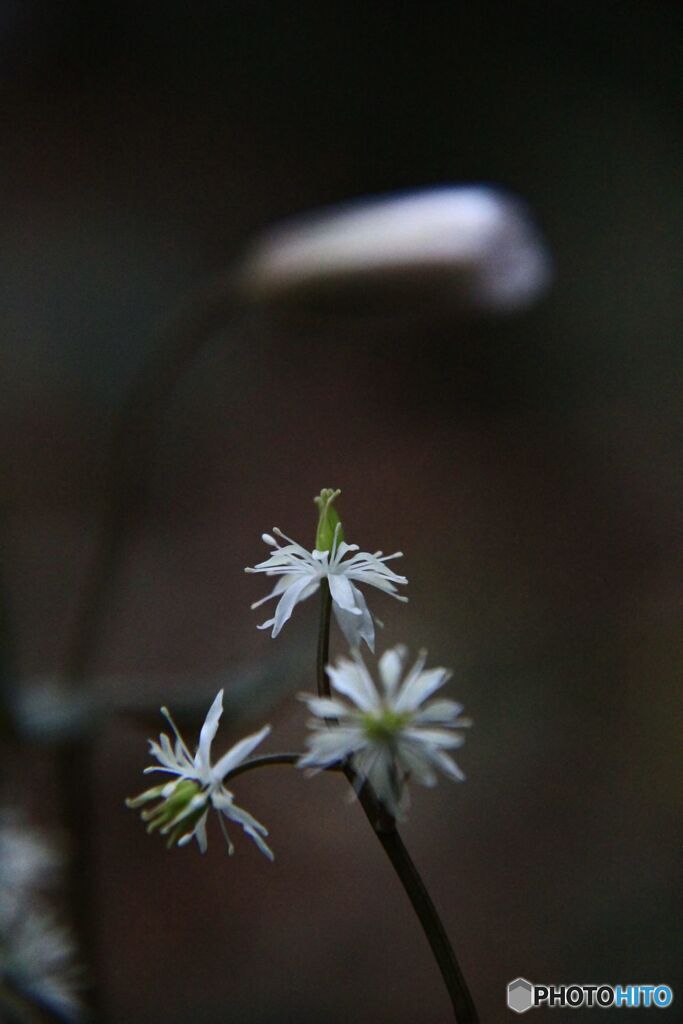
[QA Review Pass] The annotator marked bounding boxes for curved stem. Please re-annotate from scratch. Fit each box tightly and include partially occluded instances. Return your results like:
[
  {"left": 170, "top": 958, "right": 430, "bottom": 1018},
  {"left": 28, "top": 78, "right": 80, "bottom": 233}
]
[
  {"left": 65, "top": 272, "right": 243, "bottom": 684},
  {"left": 315, "top": 590, "right": 478, "bottom": 1023},
  {"left": 224, "top": 752, "right": 302, "bottom": 782},
  {"left": 58, "top": 271, "right": 243, "bottom": 1020}
]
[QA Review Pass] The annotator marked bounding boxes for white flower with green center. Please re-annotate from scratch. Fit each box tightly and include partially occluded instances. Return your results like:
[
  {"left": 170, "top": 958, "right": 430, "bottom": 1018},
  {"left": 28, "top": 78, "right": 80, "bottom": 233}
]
[
  {"left": 299, "top": 646, "right": 471, "bottom": 819},
  {"left": 245, "top": 526, "right": 407, "bottom": 652},
  {"left": 126, "top": 691, "right": 273, "bottom": 859}
]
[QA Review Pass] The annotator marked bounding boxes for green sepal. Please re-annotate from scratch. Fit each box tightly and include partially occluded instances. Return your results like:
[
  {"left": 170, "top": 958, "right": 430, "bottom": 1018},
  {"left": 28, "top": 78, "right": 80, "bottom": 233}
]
[{"left": 314, "top": 488, "right": 344, "bottom": 553}]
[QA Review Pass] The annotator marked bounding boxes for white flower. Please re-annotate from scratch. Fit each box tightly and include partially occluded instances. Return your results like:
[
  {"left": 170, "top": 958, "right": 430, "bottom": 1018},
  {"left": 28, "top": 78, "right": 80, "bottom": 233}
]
[
  {"left": 239, "top": 186, "right": 551, "bottom": 313},
  {"left": 0, "top": 814, "right": 82, "bottom": 1021},
  {"left": 299, "top": 646, "right": 471, "bottom": 819},
  {"left": 245, "top": 527, "right": 407, "bottom": 651},
  {"left": 1, "top": 909, "right": 83, "bottom": 1021},
  {"left": 0, "top": 816, "right": 60, "bottom": 925},
  {"left": 126, "top": 691, "right": 273, "bottom": 859}
]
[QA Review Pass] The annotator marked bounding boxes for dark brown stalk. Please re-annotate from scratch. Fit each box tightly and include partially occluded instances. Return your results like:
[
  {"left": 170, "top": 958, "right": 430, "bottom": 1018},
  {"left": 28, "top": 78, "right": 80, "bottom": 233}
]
[{"left": 316, "top": 586, "right": 479, "bottom": 1023}]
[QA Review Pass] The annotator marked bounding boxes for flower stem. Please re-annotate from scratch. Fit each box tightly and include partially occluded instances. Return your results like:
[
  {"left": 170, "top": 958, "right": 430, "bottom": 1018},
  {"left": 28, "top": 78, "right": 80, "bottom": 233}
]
[
  {"left": 316, "top": 579, "right": 332, "bottom": 698},
  {"left": 224, "top": 752, "right": 304, "bottom": 782},
  {"left": 316, "top": 589, "right": 479, "bottom": 1023},
  {"left": 58, "top": 274, "right": 244, "bottom": 1020}
]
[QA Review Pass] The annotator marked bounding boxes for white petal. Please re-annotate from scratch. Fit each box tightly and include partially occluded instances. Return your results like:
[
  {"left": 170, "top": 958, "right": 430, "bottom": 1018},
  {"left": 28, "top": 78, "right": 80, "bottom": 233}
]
[
  {"left": 378, "top": 645, "right": 408, "bottom": 697},
  {"left": 395, "top": 741, "right": 438, "bottom": 786},
  {"left": 333, "top": 587, "right": 375, "bottom": 651},
  {"left": 327, "top": 656, "right": 378, "bottom": 712},
  {"left": 412, "top": 699, "right": 465, "bottom": 724},
  {"left": 196, "top": 690, "right": 224, "bottom": 775},
  {"left": 193, "top": 811, "right": 209, "bottom": 852},
  {"left": 250, "top": 573, "right": 295, "bottom": 610},
  {"left": 395, "top": 660, "right": 450, "bottom": 712},
  {"left": 302, "top": 696, "right": 351, "bottom": 719},
  {"left": 328, "top": 572, "right": 361, "bottom": 613},
  {"left": 211, "top": 724, "right": 271, "bottom": 780},
  {"left": 217, "top": 795, "right": 274, "bottom": 860},
  {"left": 430, "top": 748, "right": 466, "bottom": 781},
  {"left": 298, "top": 727, "right": 366, "bottom": 767},
  {"left": 402, "top": 727, "right": 465, "bottom": 749},
  {"left": 271, "top": 574, "right": 318, "bottom": 636}
]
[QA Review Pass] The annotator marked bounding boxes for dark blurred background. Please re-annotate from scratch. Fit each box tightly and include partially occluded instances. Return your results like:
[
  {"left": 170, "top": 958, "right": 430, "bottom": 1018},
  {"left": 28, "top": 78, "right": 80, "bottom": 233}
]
[{"left": 1, "top": 2, "right": 681, "bottom": 1022}]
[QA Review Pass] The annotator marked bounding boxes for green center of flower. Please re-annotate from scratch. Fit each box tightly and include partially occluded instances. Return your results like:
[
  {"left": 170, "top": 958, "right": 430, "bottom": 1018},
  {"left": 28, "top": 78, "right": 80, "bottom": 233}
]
[
  {"left": 362, "top": 709, "right": 410, "bottom": 743},
  {"left": 134, "top": 778, "right": 208, "bottom": 848}
]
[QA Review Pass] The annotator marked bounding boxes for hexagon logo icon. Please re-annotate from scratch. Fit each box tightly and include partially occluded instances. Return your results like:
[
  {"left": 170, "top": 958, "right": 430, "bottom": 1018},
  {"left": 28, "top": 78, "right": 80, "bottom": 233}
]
[{"left": 507, "top": 978, "right": 534, "bottom": 1014}]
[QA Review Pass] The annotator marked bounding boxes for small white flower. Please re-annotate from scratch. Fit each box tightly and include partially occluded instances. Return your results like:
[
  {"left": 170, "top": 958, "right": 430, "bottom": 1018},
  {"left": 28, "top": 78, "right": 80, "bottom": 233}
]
[
  {"left": 245, "top": 527, "right": 407, "bottom": 651},
  {"left": 0, "top": 814, "right": 82, "bottom": 1021},
  {"left": 126, "top": 691, "right": 273, "bottom": 859},
  {"left": 0, "top": 816, "right": 60, "bottom": 925},
  {"left": 299, "top": 646, "right": 471, "bottom": 819},
  {"left": 1, "top": 909, "right": 83, "bottom": 1021}
]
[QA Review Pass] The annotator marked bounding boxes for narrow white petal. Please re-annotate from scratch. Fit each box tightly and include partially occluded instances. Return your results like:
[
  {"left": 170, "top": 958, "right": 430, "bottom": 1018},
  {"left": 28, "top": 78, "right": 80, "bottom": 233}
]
[
  {"left": 430, "top": 748, "right": 466, "bottom": 781},
  {"left": 299, "top": 727, "right": 366, "bottom": 767},
  {"left": 271, "top": 574, "right": 318, "bottom": 636},
  {"left": 327, "top": 656, "right": 378, "bottom": 712},
  {"left": 378, "top": 645, "right": 407, "bottom": 696},
  {"left": 395, "top": 662, "right": 450, "bottom": 712},
  {"left": 211, "top": 724, "right": 271, "bottom": 780},
  {"left": 194, "top": 811, "right": 209, "bottom": 852},
  {"left": 302, "top": 696, "right": 352, "bottom": 719},
  {"left": 250, "top": 573, "right": 295, "bottom": 609},
  {"left": 402, "top": 727, "right": 466, "bottom": 749},
  {"left": 196, "top": 690, "right": 224, "bottom": 774},
  {"left": 333, "top": 588, "right": 375, "bottom": 651},
  {"left": 395, "top": 741, "right": 438, "bottom": 786},
  {"left": 412, "top": 699, "right": 465, "bottom": 724},
  {"left": 328, "top": 572, "right": 361, "bottom": 613}
]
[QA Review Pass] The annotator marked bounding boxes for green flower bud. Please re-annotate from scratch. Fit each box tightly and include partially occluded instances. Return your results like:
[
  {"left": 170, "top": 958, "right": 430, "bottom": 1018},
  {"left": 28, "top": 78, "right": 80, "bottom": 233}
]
[{"left": 314, "top": 488, "right": 344, "bottom": 553}]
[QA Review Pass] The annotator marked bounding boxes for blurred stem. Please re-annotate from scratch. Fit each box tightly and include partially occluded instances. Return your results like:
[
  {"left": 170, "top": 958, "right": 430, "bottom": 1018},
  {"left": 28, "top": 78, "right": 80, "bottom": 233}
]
[
  {"left": 316, "top": 588, "right": 479, "bottom": 1023},
  {"left": 0, "top": 549, "right": 19, "bottom": 742},
  {"left": 58, "top": 272, "right": 243, "bottom": 1021},
  {"left": 65, "top": 273, "right": 242, "bottom": 684}
]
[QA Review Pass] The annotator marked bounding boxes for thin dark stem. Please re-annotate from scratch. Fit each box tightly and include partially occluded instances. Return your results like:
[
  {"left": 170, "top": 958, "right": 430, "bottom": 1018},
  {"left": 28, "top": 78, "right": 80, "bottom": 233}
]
[
  {"left": 354, "top": 794, "right": 479, "bottom": 1023},
  {"left": 316, "top": 579, "right": 332, "bottom": 698},
  {"left": 224, "top": 752, "right": 302, "bottom": 782},
  {"left": 315, "top": 590, "right": 479, "bottom": 1023},
  {"left": 225, "top": 752, "right": 348, "bottom": 785},
  {"left": 65, "top": 273, "right": 243, "bottom": 684}
]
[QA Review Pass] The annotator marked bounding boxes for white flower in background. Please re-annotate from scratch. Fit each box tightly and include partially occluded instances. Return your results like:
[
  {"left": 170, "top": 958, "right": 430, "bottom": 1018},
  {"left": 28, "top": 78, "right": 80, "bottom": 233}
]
[
  {"left": 299, "top": 646, "right": 471, "bottom": 819},
  {"left": 0, "top": 816, "right": 60, "bottom": 925},
  {"left": 0, "top": 813, "right": 82, "bottom": 1021},
  {"left": 245, "top": 527, "right": 407, "bottom": 651},
  {"left": 239, "top": 185, "right": 551, "bottom": 314},
  {"left": 126, "top": 690, "right": 273, "bottom": 859},
  {"left": 2, "top": 910, "right": 83, "bottom": 1022}
]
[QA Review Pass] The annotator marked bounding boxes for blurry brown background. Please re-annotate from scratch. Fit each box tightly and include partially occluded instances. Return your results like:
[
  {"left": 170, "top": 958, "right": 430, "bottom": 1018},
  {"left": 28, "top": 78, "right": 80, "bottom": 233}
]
[{"left": 1, "top": 3, "right": 681, "bottom": 1022}]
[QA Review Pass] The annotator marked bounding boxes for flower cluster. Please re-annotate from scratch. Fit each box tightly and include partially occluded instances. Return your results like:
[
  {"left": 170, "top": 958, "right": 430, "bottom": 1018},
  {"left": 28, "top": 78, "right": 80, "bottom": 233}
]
[{"left": 128, "top": 488, "right": 470, "bottom": 854}]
